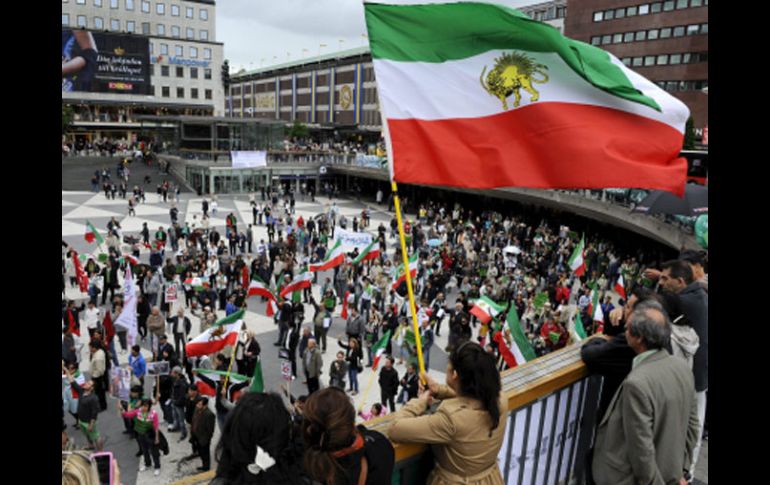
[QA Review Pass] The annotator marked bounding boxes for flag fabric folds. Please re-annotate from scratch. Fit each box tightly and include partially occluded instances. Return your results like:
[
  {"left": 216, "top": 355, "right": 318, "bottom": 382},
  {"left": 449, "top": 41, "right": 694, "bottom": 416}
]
[{"left": 364, "top": 0, "right": 690, "bottom": 195}]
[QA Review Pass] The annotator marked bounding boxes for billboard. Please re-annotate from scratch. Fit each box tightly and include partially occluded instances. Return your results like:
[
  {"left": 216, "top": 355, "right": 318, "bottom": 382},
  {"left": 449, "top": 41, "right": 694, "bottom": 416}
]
[
  {"left": 231, "top": 151, "right": 267, "bottom": 168},
  {"left": 62, "top": 29, "right": 150, "bottom": 94}
]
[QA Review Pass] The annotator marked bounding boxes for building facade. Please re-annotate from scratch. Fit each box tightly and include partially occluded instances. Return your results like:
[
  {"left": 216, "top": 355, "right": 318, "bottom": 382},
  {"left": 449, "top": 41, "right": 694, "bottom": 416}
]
[
  {"left": 62, "top": 0, "right": 225, "bottom": 142},
  {"left": 228, "top": 1, "right": 566, "bottom": 133},
  {"left": 565, "top": 0, "right": 708, "bottom": 129}
]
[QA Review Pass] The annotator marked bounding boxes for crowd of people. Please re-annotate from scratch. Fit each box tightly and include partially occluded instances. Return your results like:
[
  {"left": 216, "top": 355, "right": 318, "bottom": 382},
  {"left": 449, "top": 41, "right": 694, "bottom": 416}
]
[{"left": 61, "top": 173, "right": 707, "bottom": 483}]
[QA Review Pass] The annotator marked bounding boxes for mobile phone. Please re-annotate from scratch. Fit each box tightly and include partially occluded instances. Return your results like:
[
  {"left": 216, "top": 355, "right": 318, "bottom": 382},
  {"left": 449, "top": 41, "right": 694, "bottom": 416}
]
[{"left": 90, "top": 451, "right": 114, "bottom": 485}]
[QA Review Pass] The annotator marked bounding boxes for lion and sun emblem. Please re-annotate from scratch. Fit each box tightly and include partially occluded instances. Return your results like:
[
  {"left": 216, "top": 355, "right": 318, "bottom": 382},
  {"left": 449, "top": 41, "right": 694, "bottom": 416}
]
[{"left": 480, "top": 51, "right": 550, "bottom": 110}]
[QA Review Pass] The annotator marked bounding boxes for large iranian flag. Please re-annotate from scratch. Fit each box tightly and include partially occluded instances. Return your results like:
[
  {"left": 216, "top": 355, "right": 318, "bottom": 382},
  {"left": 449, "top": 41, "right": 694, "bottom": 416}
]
[
  {"left": 186, "top": 320, "right": 241, "bottom": 357},
  {"left": 310, "top": 240, "right": 346, "bottom": 272},
  {"left": 352, "top": 242, "right": 381, "bottom": 265},
  {"left": 568, "top": 237, "right": 586, "bottom": 276},
  {"left": 499, "top": 305, "right": 537, "bottom": 368},
  {"left": 364, "top": 0, "right": 689, "bottom": 195},
  {"left": 279, "top": 270, "right": 313, "bottom": 298},
  {"left": 470, "top": 296, "right": 505, "bottom": 324},
  {"left": 248, "top": 278, "right": 276, "bottom": 300},
  {"left": 194, "top": 369, "right": 250, "bottom": 400}
]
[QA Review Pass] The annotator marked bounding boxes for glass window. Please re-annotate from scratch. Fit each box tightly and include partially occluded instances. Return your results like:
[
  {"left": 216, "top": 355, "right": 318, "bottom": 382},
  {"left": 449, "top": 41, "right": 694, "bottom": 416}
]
[
  {"left": 200, "top": 8, "right": 208, "bottom": 20},
  {"left": 161, "top": 65, "right": 169, "bottom": 76},
  {"left": 160, "top": 43, "right": 168, "bottom": 54},
  {"left": 141, "top": 1, "right": 149, "bottom": 13},
  {"left": 639, "top": 4, "right": 650, "bottom": 15},
  {"left": 648, "top": 29, "right": 659, "bottom": 40},
  {"left": 203, "top": 48, "right": 211, "bottom": 60},
  {"left": 200, "top": 30, "right": 208, "bottom": 41},
  {"left": 94, "top": 0, "right": 102, "bottom": 6},
  {"left": 171, "top": 26, "right": 180, "bottom": 37},
  {"left": 175, "top": 45, "right": 183, "bottom": 56},
  {"left": 557, "top": 6, "right": 566, "bottom": 18},
  {"left": 604, "top": 10, "right": 614, "bottom": 20},
  {"left": 593, "top": 11, "right": 603, "bottom": 22},
  {"left": 142, "top": 22, "right": 150, "bottom": 34},
  {"left": 622, "top": 57, "right": 632, "bottom": 66},
  {"left": 186, "top": 27, "right": 194, "bottom": 39},
  {"left": 156, "top": 3, "right": 165, "bottom": 15},
  {"left": 673, "top": 26, "right": 685, "bottom": 37},
  {"left": 149, "top": 43, "right": 153, "bottom": 54},
  {"left": 177, "top": 87, "right": 184, "bottom": 98},
  {"left": 176, "top": 66, "right": 183, "bottom": 77},
  {"left": 127, "top": 21, "right": 135, "bottom": 32},
  {"left": 205, "top": 89, "right": 212, "bottom": 100},
  {"left": 190, "top": 67, "right": 198, "bottom": 79},
  {"left": 94, "top": 17, "right": 104, "bottom": 29},
  {"left": 666, "top": 81, "right": 677, "bottom": 92},
  {"left": 613, "top": 33, "right": 623, "bottom": 43},
  {"left": 190, "top": 47, "right": 198, "bottom": 58},
  {"left": 687, "top": 24, "right": 700, "bottom": 35},
  {"left": 110, "top": 19, "right": 120, "bottom": 30},
  {"left": 700, "top": 23, "right": 708, "bottom": 33},
  {"left": 76, "top": 0, "right": 85, "bottom": 3},
  {"left": 632, "top": 57, "right": 643, "bottom": 67},
  {"left": 660, "top": 27, "right": 672, "bottom": 38},
  {"left": 644, "top": 56, "right": 655, "bottom": 66},
  {"left": 676, "top": 0, "right": 688, "bottom": 8},
  {"left": 602, "top": 35, "right": 612, "bottom": 44},
  {"left": 162, "top": 86, "right": 170, "bottom": 97},
  {"left": 62, "top": 13, "right": 70, "bottom": 25},
  {"left": 186, "top": 6, "right": 193, "bottom": 18},
  {"left": 157, "top": 24, "right": 165, "bottom": 35},
  {"left": 635, "top": 31, "right": 646, "bottom": 41},
  {"left": 663, "top": 1, "right": 675, "bottom": 11},
  {"left": 682, "top": 53, "right": 692, "bottom": 63},
  {"left": 204, "top": 68, "right": 212, "bottom": 79},
  {"left": 651, "top": 2, "right": 662, "bottom": 13},
  {"left": 670, "top": 54, "right": 682, "bottom": 64},
  {"left": 110, "top": 0, "right": 118, "bottom": 8},
  {"left": 77, "top": 16, "right": 87, "bottom": 27},
  {"left": 624, "top": 32, "right": 634, "bottom": 42},
  {"left": 191, "top": 88, "right": 199, "bottom": 99},
  {"left": 627, "top": 6, "right": 638, "bottom": 16},
  {"left": 691, "top": 0, "right": 703, "bottom": 6},
  {"left": 126, "top": 0, "right": 134, "bottom": 10},
  {"left": 615, "top": 8, "right": 625, "bottom": 19},
  {"left": 678, "top": 81, "right": 688, "bottom": 91},
  {"left": 171, "top": 4, "right": 179, "bottom": 16},
  {"left": 656, "top": 54, "right": 669, "bottom": 65}
]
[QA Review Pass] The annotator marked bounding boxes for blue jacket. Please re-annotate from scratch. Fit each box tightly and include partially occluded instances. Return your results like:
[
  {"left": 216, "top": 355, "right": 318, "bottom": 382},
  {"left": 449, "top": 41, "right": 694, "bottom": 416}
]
[{"left": 129, "top": 353, "right": 147, "bottom": 378}]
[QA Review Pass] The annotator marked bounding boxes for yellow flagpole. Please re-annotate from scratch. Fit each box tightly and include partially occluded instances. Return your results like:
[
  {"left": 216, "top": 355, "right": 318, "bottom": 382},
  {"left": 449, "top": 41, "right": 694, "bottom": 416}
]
[
  {"left": 222, "top": 344, "right": 237, "bottom": 389},
  {"left": 390, "top": 181, "right": 426, "bottom": 379},
  {"left": 356, "top": 368, "right": 379, "bottom": 414}
]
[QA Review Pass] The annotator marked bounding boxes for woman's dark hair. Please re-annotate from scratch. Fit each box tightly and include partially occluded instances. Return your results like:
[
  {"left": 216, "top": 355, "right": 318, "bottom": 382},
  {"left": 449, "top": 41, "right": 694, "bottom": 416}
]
[
  {"left": 214, "top": 392, "right": 300, "bottom": 484},
  {"left": 140, "top": 398, "right": 152, "bottom": 408},
  {"left": 302, "top": 387, "right": 357, "bottom": 485},
  {"left": 449, "top": 341, "right": 502, "bottom": 436}
]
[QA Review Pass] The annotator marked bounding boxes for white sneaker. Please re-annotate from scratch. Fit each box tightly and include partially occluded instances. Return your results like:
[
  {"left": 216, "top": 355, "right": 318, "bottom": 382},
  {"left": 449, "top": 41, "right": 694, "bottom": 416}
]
[
  {"left": 139, "top": 465, "right": 146, "bottom": 472},
  {"left": 154, "top": 469, "right": 161, "bottom": 476}
]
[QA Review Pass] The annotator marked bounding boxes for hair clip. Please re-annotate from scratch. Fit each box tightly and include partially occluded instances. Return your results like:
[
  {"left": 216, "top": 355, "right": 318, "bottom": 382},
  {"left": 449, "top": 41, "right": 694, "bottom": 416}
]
[{"left": 247, "top": 445, "right": 276, "bottom": 475}]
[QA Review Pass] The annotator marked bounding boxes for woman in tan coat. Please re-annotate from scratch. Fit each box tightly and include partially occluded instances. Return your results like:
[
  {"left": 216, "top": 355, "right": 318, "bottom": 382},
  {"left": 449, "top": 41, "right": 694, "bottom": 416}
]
[{"left": 387, "top": 341, "right": 507, "bottom": 485}]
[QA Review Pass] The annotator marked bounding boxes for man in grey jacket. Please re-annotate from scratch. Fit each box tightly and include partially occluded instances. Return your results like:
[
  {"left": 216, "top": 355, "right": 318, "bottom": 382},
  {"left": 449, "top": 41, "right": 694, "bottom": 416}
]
[
  {"left": 592, "top": 301, "right": 699, "bottom": 485},
  {"left": 143, "top": 268, "right": 162, "bottom": 307},
  {"left": 303, "top": 339, "right": 323, "bottom": 394},
  {"left": 660, "top": 259, "right": 708, "bottom": 480},
  {"left": 345, "top": 308, "right": 366, "bottom": 342}
]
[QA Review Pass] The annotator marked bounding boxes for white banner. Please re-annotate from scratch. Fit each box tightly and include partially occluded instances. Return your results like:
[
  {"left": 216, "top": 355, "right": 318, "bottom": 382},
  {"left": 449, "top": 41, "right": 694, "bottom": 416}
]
[
  {"left": 333, "top": 228, "right": 373, "bottom": 251},
  {"left": 115, "top": 265, "right": 137, "bottom": 347},
  {"left": 231, "top": 151, "right": 267, "bottom": 168}
]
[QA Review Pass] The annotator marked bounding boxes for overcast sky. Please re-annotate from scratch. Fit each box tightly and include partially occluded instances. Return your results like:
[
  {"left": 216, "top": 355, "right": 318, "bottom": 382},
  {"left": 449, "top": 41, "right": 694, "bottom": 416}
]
[{"left": 217, "top": 0, "right": 539, "bottom": 73}]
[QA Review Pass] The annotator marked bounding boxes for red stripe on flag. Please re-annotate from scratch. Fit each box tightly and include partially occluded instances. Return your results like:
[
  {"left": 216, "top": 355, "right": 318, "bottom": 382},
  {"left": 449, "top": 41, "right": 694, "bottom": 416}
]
[
  {"left": 185, "top": 332, "right": 238, "bottom": 357},
  {"left": 389, "top": 103, "right": 687, "bottom": 195},
  {"left": 493, "top": 331, "right": 518, "bottom": 369}
]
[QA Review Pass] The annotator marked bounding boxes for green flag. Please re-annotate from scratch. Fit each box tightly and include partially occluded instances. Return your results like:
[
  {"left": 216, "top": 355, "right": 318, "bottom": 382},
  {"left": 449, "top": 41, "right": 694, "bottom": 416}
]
[
  {"left": 549, "top": 332, "right": 560, "bottom": 345},
  {"left": 575, "top": 312, "right": 587, "bottom": 340},
  {"left": 533, "top": 292, "right": 549, "bottom": 310},
  {"left": 249, "top": 359, "right": 264, "bottom": 393}
]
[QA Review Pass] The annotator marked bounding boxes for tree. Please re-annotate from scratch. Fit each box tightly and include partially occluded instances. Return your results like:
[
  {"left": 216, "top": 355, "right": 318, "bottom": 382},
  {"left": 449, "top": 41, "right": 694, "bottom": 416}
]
[
  {"left": 62, "top": 105, "right": 74, "bottom": 135},
  {"left": 683, "top": 116, "right": 695, "bottom": 149},
  {"left": 288, "top": 120, "right": 308, "bottom": 140}
]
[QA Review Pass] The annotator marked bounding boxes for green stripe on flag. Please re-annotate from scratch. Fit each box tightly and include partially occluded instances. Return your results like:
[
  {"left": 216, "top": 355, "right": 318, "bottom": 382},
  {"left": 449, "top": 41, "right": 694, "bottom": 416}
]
[
  {"left": 364, "top": 2, "right": 659, "bottom": 111},
  {"left": 506, "top": 306, "right": 536, "bottom": 362},
  {"left": 352, "top": 242, "right": 376, "bottom": 265},
  {"left": 194, "top": 368, "right": 250, "bottom": 382},
  {"left": 214, "top": 309, "right": 245, "bottom": 327},
  {"left": 249, "top": 360, "right": 264, "bottom": 393},
  {"left": 575, "top": 312, "right": 587, "bottom": 340}
]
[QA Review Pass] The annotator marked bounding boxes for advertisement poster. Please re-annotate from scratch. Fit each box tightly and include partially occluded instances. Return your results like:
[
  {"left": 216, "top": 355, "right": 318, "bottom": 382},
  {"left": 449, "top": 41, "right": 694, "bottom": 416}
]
[{"left": 62, "top": 29, "right": 150, "bottom": 94}]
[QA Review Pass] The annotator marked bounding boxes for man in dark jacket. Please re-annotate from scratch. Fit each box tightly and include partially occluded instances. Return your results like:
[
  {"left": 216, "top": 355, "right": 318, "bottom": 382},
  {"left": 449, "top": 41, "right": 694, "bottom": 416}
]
[
  {"left": 184, "top": 384, "right": 202, "bottom": 457},
  {"left": 399, "top": 363, "right": 419, "bottom": 404},
  {"left": 169, "top": 367, "right": 189, "bottom": 440},
  {"left": 191, "top": 397, "right": 216, "bottom": 472},
  {"left": 167, "top": 309, "right": 191, "bottom": 360},
  {"left": 660, "top": 259, "right": 708, "bottom": 480},
  {"left": 62, "top": 300, "right": 85, "bottom": 333},
  {"left": 100, "top": 259, "right": 119, "bottom": 305},
  {"left": 345, "top": 308, "right": 366, "bottom": 342},
  {"left": 447, "top": 302, "right": 468, "bottom": 352},
  {"left": 378, "top": 356, "right": 400, "bottom": 413}
]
